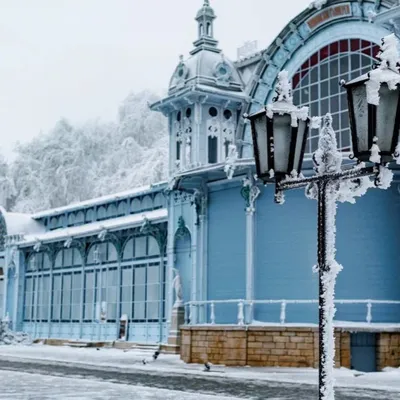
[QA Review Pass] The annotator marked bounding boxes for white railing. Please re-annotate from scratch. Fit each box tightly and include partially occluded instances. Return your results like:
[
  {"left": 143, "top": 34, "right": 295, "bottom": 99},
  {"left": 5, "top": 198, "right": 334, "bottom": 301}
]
[{"left": 184, "top": 299, "right": 400, "bottom": 326}]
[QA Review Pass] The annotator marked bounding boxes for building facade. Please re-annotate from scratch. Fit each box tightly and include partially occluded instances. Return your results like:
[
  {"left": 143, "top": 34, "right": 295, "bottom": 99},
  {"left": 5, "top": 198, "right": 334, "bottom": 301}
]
[{"left": 2, "top": 0, "right": 400, "bottom": 371}]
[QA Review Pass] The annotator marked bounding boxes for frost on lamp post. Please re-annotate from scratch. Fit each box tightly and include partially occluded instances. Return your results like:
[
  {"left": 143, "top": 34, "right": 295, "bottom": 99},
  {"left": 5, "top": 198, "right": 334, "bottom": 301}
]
[{"left": 246, "top": 33, "right": 400, "bottom": 400}]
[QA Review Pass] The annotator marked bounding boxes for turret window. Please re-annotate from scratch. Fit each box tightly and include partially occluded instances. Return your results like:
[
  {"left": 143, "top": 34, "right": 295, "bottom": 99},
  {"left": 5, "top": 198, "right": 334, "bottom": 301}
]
[
  {"left": 209, "top": 107, "right": 218, "bottom": 117},
  {"left": 224, "top": 109, "right": 232, "bottom": 120},
  {"left": 186, "top": 108, "right": 192, "bottom": 118},
  {"left": 176, "top": 141, "right": 181, "bottom": 161},
  {"left": 208, "top": 137, "right": 218, "bottom": 164},
  {"left": 177, "top": 111, "right": 181, "bottom": 122},
  {"left": 206, "top": 22, "right": 211, "bottom": 36}
]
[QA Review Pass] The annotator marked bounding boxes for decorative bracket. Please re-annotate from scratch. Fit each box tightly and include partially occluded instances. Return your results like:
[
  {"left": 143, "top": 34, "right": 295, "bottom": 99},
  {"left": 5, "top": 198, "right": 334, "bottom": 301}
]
[
  {"left": 241, "top": 176, "right": 261, "bottom": 213},
  {"left": 140, "top": 218, "right": 168, "bottom": 254}
]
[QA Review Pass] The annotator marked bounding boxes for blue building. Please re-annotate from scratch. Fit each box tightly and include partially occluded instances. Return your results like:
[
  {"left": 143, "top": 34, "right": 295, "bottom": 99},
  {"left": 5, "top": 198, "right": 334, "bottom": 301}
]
[{"left": 2, "top": 0, "right": 400, "bottom": 370}]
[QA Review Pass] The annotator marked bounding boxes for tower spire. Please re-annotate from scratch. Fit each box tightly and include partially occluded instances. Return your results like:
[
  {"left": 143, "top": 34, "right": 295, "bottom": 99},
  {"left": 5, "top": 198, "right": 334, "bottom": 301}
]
[{"left": 191, "top": 0, "right": 219, "bottom": 55}]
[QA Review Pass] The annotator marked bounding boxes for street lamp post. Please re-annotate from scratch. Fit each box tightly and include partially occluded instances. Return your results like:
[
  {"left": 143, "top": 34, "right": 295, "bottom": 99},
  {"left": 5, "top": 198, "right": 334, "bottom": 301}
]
[{"left": 246, "top": 35, "right": 400, "bottom": 400}]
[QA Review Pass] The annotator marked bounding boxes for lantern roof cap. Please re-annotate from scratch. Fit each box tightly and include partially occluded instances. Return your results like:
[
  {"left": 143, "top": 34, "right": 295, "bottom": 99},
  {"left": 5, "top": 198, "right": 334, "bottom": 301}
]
[
  {"left": 247, "top": 70, "right": 309, "bottom": 122},
  {"left": 344, "top": 34, "right": 400, "bottom": 106}
]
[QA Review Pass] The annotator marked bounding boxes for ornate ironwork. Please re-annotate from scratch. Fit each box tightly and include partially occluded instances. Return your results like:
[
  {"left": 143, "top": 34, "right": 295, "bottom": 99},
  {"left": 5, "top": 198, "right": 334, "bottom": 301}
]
[
  {"left": 240, "top": 176, "right": 261, "bottom": 212},
  {"left": 140, "top": 218, "right": 168, "bottom": 254}
]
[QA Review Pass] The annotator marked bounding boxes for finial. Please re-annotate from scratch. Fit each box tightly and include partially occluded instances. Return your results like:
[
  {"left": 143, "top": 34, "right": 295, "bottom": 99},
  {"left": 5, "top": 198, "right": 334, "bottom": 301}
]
[
  {"left": 313, "top": 113, "right": 342, "bottom": 174},
  {"left": 323, "top": 113, "right": 333, "bottom": 127},
  {"left": 204, "top": 0, "right": 210, "bottom": 5},
  {"left": 179, "top": 54, "right": 184, "bottom": 62}
]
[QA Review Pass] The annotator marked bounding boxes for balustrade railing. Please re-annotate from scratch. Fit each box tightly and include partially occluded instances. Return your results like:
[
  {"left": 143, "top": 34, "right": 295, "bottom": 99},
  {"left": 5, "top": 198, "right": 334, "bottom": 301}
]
[{"left": 184, "top": 299, "right": 400, "bottom": 326}]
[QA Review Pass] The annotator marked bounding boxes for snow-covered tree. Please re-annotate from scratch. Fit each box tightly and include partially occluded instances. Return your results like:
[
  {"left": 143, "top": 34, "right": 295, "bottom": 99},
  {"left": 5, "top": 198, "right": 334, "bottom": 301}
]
[{"left": 10, "top": 90, "right": 168, "bottom": 213}]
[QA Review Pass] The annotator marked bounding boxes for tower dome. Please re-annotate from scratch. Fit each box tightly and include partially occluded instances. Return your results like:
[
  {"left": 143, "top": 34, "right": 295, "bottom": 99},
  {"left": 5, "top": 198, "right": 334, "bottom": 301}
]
[{"left": 168, "top": 1, "right": 243, "bottom": 95}]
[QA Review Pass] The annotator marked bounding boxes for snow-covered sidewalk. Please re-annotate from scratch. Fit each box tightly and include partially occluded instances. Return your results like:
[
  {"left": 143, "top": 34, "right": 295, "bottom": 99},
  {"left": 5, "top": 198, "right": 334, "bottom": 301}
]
[{"left": 0, "top": 344, "right": 399, "bottom": 394}]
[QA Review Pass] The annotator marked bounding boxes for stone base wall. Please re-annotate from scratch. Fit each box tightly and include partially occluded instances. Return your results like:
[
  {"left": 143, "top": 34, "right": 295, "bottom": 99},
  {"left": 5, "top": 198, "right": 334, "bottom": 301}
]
[
  {"left": 377, "top": 333, "right": 400, "bottom": 370},
  {"left": 181, "top": 326, "right": 351, "bottom": 368}
]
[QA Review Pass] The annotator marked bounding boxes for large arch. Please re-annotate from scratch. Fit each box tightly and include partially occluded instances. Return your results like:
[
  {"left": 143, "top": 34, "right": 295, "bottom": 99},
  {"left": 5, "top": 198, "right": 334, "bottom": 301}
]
[{"left": 241, "top": 0, "right": 393, "bottom": 158}]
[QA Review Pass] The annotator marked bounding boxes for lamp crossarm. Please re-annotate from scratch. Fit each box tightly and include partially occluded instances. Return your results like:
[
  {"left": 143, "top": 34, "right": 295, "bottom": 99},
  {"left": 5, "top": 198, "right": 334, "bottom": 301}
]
[{"left": 276, "top": 165, "right": 378, "bottom": 192}]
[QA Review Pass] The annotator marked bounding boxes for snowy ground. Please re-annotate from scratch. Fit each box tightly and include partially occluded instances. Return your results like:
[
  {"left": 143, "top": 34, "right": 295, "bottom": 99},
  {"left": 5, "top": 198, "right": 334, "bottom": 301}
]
[
  {"left": 0, "top": 345, "right": 399, "bottom": 399},
  {"left": 0, "top": 370, "right": 237, "bottom": 400}
]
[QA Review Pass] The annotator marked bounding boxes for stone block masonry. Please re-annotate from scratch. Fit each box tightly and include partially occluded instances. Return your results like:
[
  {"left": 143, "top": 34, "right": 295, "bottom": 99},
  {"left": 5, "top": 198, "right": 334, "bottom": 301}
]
[
  {"left": 182, "top": 326, "right": 400, "bottom": 370},
  {"left": 181, "top": 326, "right": 351, "bottom": 368}
]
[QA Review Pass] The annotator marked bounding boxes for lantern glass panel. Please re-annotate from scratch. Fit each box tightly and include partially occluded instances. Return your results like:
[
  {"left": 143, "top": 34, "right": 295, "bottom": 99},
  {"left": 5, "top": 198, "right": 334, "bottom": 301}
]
[
  {"left": 376, "top": 83, "right": 399, "bottom": 153},
  {"left": 293, "top": 119, "right": 308, "bottom": 173},
  {"left": 253, "top": 113, "right": 269, "bottom": 176},
  {"left": 351, "top": 84, "right": 369, "bottom": 154},
  {"left": 273, "top": 114, "right": 292, "bottom": 175}
]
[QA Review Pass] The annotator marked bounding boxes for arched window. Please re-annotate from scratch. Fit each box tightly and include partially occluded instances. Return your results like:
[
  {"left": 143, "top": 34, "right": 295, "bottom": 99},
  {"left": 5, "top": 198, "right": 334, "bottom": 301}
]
[
  {"left": 85, "top": 209, "right": 94, "bottom": 223},
  {"left": 86, "top": 242, "right": 118, "bottom": 265},
  {"left": 130, "top": 198, "right": 141, "bottom": 214},
  {"left": 107, "top": 204, "right": 117, "bottom": 218},
  {"left": 206, "top": 22, "right": 211, "bottom": 36},
  {"left": 57, "top": 216, "right": 64, "bottom": 228},
  {"left": 75, "top": 211, "right": 85, "bottom": 225},
  {"left": 122, "top": 236, "right": 160, "bottom": 261},
  {"left": 83, "top": 242, "right": 118, "bottom": 323},
  {"left": 291, "top": 39, "right": 379, "bottom": 154},
  {"left": 67, "top": 213, "right": 75, "bottom": 227},
  {"left": 199, "top": 23, "right": 204, "bottom": 36},
  {"left": 24, "top": 252, "right": 52, "bottom": 323},
  {"left": 50, "top": 217, "right": 58, "bottom": 230},
  {"left": 50, "top": 248, "right": 83, "bottom": 322},
  {"left": 97, "top": 206, "right": 107, "bottom": 221},
  {"left": 117, "top": 201, "right": 128, "bottom": 216},
  {"left": 141, "top": 196, "right": 153, "bottom": 211},
  {"left": 153, "top": 193, "right": 165, "bottom": 209},
  {"left": 120, "top": 235, "right": 163, "bottom": 323}
]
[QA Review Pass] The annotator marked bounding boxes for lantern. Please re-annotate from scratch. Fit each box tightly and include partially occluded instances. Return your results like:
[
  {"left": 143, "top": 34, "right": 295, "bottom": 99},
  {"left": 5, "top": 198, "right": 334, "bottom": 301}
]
[
  {"left": 246, "top": 71, "right": 310, "bottom": 183},
  {"left": 343, "top": 34, "right": 400, "bottom": 164}
]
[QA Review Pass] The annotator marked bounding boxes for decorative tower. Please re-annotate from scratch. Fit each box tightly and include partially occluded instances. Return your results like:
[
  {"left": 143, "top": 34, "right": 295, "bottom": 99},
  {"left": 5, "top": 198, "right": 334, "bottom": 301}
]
[{"left": 151, "top": 0, "right": 248, "bottom": 176}]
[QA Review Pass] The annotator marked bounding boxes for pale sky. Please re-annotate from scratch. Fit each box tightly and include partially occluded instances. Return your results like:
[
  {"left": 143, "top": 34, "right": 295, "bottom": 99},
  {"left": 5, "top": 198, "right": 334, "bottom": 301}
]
[{"left": 0, "top": 0, "right": 311, "bottom": 158}]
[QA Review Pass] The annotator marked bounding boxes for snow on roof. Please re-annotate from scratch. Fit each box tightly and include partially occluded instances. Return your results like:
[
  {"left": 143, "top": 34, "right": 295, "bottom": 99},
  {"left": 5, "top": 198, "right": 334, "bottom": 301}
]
[
  {"left": 32, "top": 182, "right": 167, "bottom": 220},
  {"left": 18, "top": 208, "right": 167, "bottom": 247},
  {"left": 0, "top": 206, "right": 45, "bottom": 236}
]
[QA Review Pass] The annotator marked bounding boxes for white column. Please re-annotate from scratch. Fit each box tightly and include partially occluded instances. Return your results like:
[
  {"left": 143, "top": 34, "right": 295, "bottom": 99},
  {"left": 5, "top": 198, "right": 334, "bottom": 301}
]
[
  {"left": 166, "top": 196, "right": 175, "bottom": 327},
  {"left": 246, "top": 209, "right": 255, "bottom": 302},
  {"left": 242, "top": 177, "right": 260, "bottom": 323}
]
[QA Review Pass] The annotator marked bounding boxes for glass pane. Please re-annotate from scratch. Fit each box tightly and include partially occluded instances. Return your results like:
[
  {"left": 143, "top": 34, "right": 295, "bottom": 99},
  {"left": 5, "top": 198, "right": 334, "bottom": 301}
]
[
  {"left": 147, "top": 265, "right": 159, "bottom": 284},
  {"left": 148, "top": 237, "right": 160, "bottom": 257},
  {"left": 135, "top": 237, "right": 147, "bottom": 258},
  {"left": 272, "top": 114, "right": 291, "bottom": 174},
  {"left": 64, "top": 249, "right": 73, "bottom": 267},
  {"left": 122, "top": 268, "right": 133, "bottom": 287},
  {"left": 253, "top": 113, "right": 269, "bottom": 175},
  {"left": 133, "top": 302, "right": 145, "bottom": 320},
  {"left": 376, "top": 84, "right": 399, "bottom": 152},
  {"left": 107, "top": 243, "right": 118, "bottom": 262},
  {"left": 123, "top": 239, "right": 134, "bottom": 260},
  {"left": 352, "top": 84, "right": 369, "bottom": 153}
]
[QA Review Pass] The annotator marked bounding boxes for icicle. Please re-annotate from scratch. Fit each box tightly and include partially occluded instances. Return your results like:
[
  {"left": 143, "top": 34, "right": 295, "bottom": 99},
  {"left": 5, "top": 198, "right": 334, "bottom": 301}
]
[{"left": 369, "top": 137, "right": 381, "bottom": 164}]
